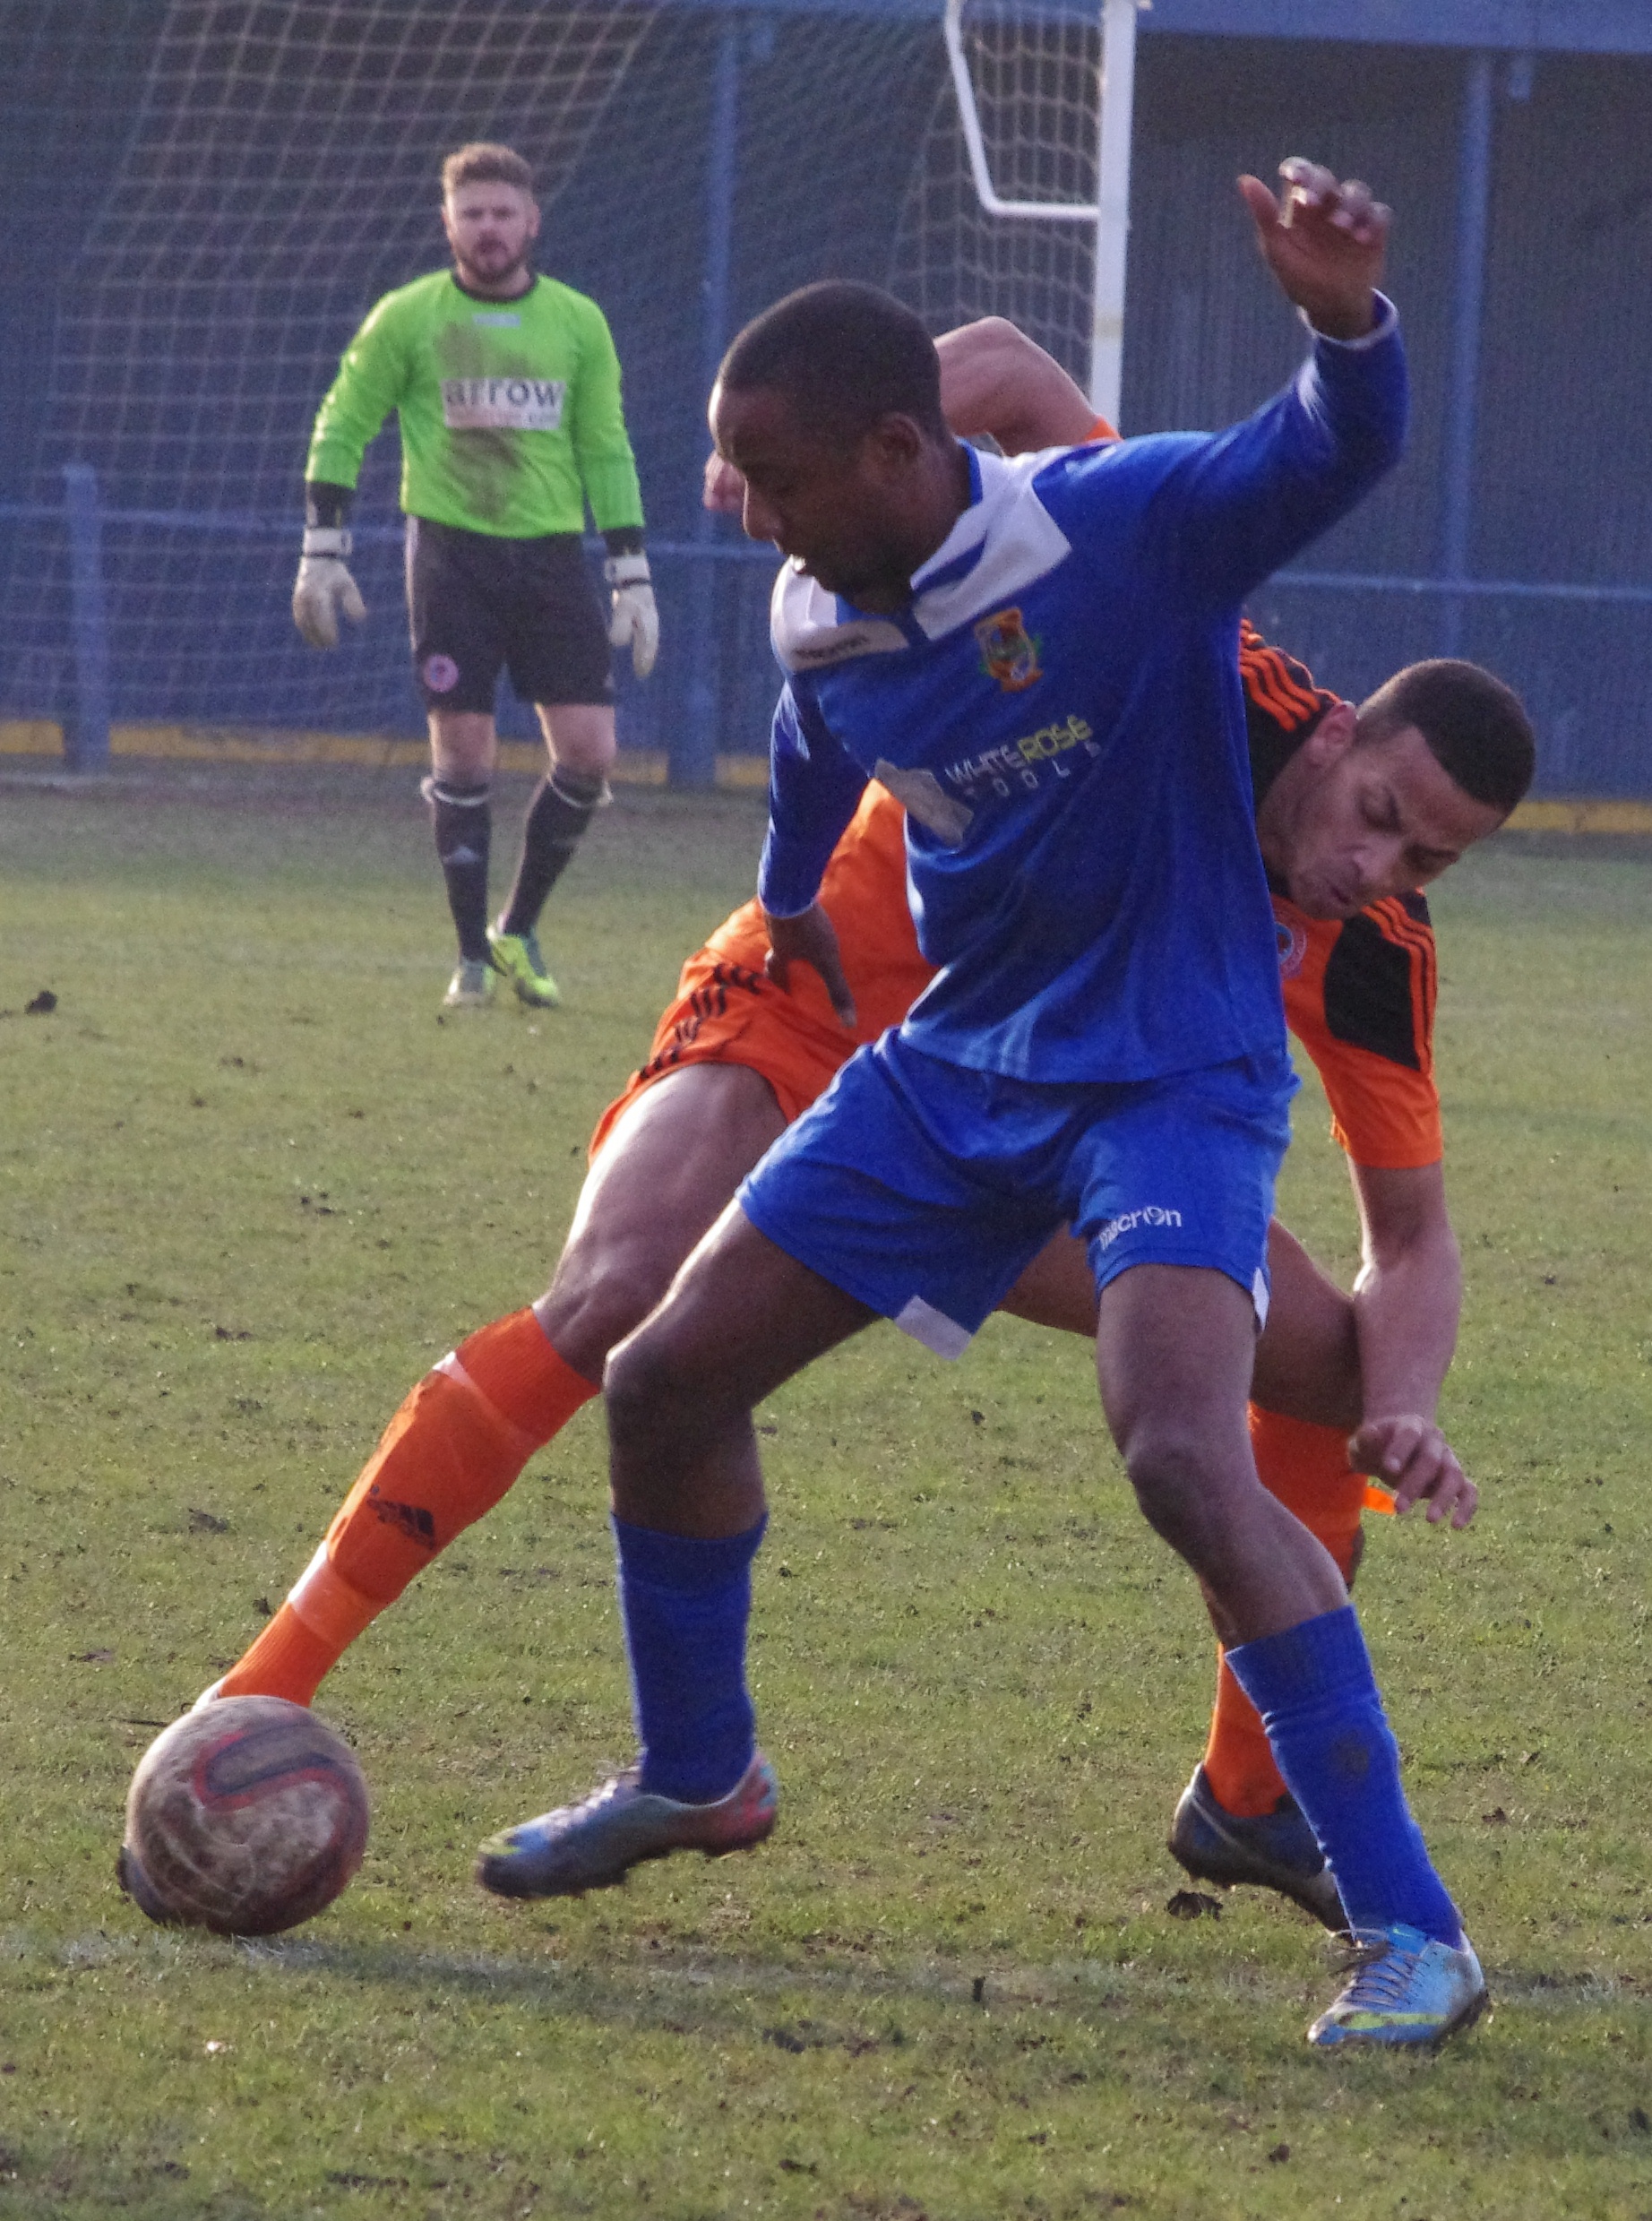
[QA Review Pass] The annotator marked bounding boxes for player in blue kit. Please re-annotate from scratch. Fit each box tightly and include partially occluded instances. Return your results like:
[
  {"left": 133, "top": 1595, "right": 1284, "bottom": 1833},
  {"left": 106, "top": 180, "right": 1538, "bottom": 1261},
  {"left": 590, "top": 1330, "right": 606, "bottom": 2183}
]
[{"left": 478, "top": 162, "right": 1486, "bottom": 2050}]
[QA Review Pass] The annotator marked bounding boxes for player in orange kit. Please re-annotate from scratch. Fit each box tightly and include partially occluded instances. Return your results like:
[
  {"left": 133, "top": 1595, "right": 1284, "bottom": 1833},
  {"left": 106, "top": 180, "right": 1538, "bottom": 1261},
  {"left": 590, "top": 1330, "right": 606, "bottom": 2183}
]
[{"left": 197, "top": 321, "right": 1532, "bottom": 1931}]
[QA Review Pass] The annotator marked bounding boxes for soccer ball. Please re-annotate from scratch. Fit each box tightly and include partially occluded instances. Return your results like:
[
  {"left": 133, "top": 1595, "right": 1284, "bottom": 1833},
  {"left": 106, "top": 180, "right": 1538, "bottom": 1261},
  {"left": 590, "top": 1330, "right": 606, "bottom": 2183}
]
[{"left": 118, "top": 1696, "right": 370, "bottom": 1935}]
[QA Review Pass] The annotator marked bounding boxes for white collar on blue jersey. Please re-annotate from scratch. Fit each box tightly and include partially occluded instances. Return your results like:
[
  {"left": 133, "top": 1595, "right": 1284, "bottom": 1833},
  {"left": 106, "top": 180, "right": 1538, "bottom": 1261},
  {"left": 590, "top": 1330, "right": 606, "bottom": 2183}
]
[{"left": 770, "top": 443, "right": 1081, "bottom": 676}]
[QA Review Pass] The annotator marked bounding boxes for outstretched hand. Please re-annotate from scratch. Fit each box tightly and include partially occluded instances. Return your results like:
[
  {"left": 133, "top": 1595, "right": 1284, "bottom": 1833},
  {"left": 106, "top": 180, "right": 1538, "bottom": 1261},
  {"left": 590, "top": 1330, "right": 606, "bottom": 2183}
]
[
  {"left": 1347, "top": 1413, "right": 1477, "bottom": 1529},
  {"left": 703, "top": 450, "right": 745, "bottom": 515},
  {"left": 764, "top": 902, "right": 857, "bottom": 1031},
  {"left": 1237, "top": 159, "right": 1389, "bottom": 341}
]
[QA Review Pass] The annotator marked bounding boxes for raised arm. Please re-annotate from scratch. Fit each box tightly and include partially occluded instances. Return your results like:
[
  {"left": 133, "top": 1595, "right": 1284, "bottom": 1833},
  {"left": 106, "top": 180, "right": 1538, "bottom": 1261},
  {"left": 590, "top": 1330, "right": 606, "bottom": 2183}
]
[
  {"left": 1135, "top": 159, "right": 1407, "bottom": 605},
  {"left": 1238, "top": 157, "right": 1388, "bottom": 341},
  {"left": 934, "top": 318, "right": 1106, "bottom": 454},
  {"left": 933, "top": 160, "right": 1389, "bottom": 469}
]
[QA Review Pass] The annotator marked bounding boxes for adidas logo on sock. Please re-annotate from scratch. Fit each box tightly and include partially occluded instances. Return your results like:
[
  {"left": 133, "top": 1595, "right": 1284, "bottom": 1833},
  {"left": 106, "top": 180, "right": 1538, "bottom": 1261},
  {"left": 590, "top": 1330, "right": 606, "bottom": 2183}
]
[{"left": 369, "top": 1498, "right": 438, "bottom": 1548}]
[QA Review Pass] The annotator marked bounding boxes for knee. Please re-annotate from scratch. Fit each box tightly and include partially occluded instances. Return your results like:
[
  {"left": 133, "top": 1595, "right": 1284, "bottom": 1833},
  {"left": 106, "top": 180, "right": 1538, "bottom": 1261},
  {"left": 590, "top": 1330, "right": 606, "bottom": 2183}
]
[
  {"left": 603, "top": 1316, "right": 704, "bottom": 1448},
  {"left": 543, "top": 712, "right": 616, "bottom": 780},
  {"left": 538, "top": 1246, "right": 656, "bottom": 1384},
  {"left": 559, "top": 734, "right": 616, "bottom": 781},
  {"left": 605, "top": 1305, "right": 753, "bottom": 1463},
  {"left": 429, "top": 724, "right": 494, "bottom": 786},
  {"left": 1120, "top": 1419, "right": 1245, "bottom": 1566}
]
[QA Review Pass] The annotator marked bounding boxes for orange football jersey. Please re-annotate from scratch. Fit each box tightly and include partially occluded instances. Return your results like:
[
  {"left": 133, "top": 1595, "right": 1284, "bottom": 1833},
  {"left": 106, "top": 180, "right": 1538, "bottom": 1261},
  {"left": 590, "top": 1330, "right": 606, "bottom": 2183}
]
[{"left": 595, "top": 632, "right": 1442, "bottom": 1173}]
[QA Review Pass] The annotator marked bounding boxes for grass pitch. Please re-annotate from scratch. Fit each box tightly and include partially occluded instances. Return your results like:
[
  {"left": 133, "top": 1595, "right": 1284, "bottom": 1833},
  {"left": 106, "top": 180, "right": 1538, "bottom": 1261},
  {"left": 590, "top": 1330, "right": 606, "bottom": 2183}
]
[{"left": 0, "top": 767, "right": 1648, "bottom": 2220}]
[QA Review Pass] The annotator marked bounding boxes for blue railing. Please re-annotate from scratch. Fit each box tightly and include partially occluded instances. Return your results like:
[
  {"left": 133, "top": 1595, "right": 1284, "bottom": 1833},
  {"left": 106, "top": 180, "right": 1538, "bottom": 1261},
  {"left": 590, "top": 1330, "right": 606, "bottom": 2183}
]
[
  {"left": 0, "top": 470, "right": 781, "bottom": 779},
  {"left": 7, "top": 466, "right": 1652, "bottom": 780}
]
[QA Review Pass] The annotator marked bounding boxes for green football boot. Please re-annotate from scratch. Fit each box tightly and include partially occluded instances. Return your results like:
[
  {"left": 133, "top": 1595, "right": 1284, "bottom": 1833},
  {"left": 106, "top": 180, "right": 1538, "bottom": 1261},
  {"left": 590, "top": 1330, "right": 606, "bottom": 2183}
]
[{"left": 486, "top": 926, "right": 561, "bottom": 1009}]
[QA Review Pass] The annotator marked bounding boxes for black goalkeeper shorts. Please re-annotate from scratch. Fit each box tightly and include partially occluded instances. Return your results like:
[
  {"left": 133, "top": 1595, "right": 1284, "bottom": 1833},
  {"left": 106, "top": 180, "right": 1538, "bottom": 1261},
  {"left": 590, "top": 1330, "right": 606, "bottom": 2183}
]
[{"left": 405, "top": 517, "right": 614, "bottom": 714}]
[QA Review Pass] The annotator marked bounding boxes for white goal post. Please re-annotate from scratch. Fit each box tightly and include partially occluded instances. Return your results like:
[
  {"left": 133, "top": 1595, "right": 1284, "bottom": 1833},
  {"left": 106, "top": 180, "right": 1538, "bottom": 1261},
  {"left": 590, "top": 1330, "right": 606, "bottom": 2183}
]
[{"left": 942, "top": 0, "right": 1140, "bottom": 423}]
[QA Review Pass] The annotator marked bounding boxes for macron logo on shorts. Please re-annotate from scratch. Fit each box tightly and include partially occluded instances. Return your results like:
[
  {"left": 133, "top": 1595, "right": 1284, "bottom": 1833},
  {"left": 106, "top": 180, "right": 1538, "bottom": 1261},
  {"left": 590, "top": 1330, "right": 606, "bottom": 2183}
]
[
  {"left": 441, "top": 377, "right": 566, "bottom": 431},
  {"left": 1094, "top": 1204, "right": 1183, "bottom": 1252}
]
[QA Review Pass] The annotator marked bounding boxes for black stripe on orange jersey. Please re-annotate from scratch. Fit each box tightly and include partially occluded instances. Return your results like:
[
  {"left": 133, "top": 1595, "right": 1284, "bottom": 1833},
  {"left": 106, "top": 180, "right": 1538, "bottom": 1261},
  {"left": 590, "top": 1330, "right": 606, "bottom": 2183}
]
[
  {"left": 1377, "top": 891, "right": 1438, "bottom": 1064},
  {"left": 1238, "top": 622, "right": 1333, "bottom": 732},
  {"left": 1321, "top": 894, "right": 1435, "bottom": 1072}
]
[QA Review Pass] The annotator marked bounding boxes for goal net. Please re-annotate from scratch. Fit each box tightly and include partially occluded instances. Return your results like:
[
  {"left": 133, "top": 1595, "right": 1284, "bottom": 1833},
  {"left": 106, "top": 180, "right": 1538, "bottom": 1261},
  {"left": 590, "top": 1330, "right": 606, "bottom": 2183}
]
[
  {"left": 891, "top": 0, "right": 1101, "bottom": 389},
  {"left": 1, "top": 0, "right": 1107, "bottom": 758}
]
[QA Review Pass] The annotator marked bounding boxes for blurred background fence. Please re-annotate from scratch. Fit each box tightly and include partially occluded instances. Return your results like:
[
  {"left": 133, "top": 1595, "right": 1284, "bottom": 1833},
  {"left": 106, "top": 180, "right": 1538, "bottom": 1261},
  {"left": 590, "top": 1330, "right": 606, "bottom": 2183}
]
[{"left": 2, "top": 0, "right": 1649, "bottom": 793}]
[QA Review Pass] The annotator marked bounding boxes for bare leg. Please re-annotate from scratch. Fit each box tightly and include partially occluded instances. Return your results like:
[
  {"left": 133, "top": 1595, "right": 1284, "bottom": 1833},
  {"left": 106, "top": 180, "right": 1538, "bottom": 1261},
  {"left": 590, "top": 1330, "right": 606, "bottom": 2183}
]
[
  {"left": 1188, "top": 1230, "right": 1365, "bottom": 1845},
  {"left": 1250, "top": 1223, "right": 1361, "bottom": 1429},
  {"left": 1103, "top": 1265, "right": 1466, "bottom": 1958},
  {"left": 998, "top": 1228, "right": 1097, "bottom": 1333},
  {"left": 1094, "top": 1263, "right": 1347, "bottom": 1649},
  {"left": 537, "top": 1064, "right": 787, "bottom": 1379},
  {"left": 429, "top": 708, "right": 497, "bottom": 784},
  {"left": 605, "top": 1207, "right": 876, "bottom": 1539},
  {"left": 216, "top": 1063, "right": 787, "bottom": 1703},
  {"left": 1009, "top": 1225, "right": 1370, "bottom": 1867},
  {"left": 537, "top": 701, "right": 617, "bottom": 782},
  {"left": 1001, "top": 1220, "right": 1362, "bottom": 1430}
]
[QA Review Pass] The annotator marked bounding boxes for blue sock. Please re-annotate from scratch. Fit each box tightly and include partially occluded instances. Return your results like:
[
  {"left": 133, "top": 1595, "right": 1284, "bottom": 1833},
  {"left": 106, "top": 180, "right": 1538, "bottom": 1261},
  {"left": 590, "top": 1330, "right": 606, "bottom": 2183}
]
[
  {"left": 614, "top": 1515, "right": 765, "bottom": 1804},
  {"left": 1226, "top": 1605, "right": 1461, "bottom": 1945}
]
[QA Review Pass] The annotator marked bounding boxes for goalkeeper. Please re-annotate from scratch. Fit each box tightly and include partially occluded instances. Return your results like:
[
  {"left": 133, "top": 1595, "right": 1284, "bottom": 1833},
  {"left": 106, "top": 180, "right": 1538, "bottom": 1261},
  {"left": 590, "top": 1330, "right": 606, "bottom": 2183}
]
[{"left": 293, "top": 142, "right": 656, "bottom": 1012}]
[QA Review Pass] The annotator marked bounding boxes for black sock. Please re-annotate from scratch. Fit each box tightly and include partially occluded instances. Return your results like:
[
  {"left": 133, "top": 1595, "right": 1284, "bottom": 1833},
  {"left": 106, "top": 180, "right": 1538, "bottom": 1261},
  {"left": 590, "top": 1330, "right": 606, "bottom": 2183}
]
[
  {"left": 424, "top": 777, "right": 492, "bottom": 962},
  {"left": 499, "top": 769, "right": 606, "bottom": 938}
]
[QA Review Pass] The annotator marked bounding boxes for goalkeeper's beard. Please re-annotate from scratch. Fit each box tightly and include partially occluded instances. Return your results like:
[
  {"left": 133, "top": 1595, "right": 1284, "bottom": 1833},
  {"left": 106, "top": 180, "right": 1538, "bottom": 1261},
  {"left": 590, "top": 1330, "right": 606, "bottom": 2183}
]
[{"left": 455, "top": 245, "right": 530, "bottom": 293}]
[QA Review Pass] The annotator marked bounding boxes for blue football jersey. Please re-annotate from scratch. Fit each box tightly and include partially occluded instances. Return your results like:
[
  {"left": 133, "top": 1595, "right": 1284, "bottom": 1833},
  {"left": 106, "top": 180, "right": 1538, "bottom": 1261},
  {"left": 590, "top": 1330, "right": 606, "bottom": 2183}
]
[{"left": 757, "top": 311, "right": 1408, "bottom": 1085}]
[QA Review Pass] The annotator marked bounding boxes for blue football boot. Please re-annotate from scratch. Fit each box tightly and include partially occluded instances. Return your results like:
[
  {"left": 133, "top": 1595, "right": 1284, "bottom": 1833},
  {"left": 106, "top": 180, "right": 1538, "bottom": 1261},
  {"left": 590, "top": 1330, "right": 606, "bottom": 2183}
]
[
  {"left": 1309, "top": 1923, "right": 1489, "bottom": 2049},
  {"left": 476, "top": 1752, "right": 778, "bottom": 1898},
  {"left": 1168, "top": 1764, "right": 1345, "bottom": 1929}
]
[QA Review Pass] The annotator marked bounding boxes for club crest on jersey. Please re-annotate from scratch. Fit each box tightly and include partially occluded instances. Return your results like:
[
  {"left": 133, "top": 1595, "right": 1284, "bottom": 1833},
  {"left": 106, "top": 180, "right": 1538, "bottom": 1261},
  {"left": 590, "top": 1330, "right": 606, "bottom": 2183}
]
[
  {"left": 973, "top": 606, "right": 1042, "bottom": 693},
  {"left": 1274, "top": 908, "right": 1308, "bottom": 978}
]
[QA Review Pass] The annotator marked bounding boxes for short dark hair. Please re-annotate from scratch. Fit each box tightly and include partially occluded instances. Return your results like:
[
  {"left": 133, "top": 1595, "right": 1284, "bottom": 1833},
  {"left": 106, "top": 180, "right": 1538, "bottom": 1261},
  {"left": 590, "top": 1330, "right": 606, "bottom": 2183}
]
[
  {"left": 1356, "top": 659, "right": 1536, "bottom": 815},
  {"left": 718, "top": 281, "right": 948, "bottom": 444},
  {"left": 442, "top": 142, "right": 535, "bottom": 196}
]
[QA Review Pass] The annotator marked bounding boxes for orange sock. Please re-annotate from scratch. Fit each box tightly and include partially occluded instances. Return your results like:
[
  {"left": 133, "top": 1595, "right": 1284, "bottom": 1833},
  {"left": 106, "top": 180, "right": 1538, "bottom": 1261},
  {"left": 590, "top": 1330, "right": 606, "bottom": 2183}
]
[
  {"left": 1200, "top": 1406, "right": 1367, "bottom": 1818},
  {"left": 218, "top": 1311, "right": 598, "bottom": 1705}
]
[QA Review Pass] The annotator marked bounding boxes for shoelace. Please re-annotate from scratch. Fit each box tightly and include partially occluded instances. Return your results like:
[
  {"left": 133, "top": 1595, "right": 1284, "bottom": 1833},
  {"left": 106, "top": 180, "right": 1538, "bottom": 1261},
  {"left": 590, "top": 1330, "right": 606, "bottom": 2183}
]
[
  {"left": 1333, "top": 1936, "right": 1420, "bottom": 2009},
  {"left": 517, "top": 1774, "right": 630, "bottom": 1835}
]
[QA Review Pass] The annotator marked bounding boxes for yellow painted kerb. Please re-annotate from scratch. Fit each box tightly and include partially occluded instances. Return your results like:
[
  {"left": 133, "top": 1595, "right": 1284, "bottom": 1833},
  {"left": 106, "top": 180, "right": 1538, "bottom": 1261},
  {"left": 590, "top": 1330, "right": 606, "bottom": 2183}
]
[
  {"left": 0, "top": 719, "right": 1645, "bottom": 823},
  {"left": 0, "top": 719, "right": 770, "bottom": 788}
]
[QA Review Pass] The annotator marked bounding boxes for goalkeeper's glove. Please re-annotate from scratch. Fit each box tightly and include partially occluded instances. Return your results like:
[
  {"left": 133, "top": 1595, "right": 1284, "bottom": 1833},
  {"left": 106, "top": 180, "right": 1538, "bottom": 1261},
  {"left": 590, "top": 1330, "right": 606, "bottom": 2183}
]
[
  {"left": 292, "top": 528, "right": 366, "bottom": 650},
  {"left": 605, "top": 552, "right": 658, "bottom": 680}
]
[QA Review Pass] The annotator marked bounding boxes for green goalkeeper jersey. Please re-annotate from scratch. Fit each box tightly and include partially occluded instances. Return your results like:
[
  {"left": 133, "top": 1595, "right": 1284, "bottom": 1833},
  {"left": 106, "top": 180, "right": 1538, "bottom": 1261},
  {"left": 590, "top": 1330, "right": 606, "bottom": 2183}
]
[{"left": 305, "top": 269, "right": 644, "bottom": 539}]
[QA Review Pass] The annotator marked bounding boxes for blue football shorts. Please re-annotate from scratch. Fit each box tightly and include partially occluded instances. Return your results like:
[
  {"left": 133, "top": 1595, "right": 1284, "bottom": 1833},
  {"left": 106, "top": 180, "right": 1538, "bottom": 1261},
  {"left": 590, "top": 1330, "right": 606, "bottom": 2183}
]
[{"left": 736, "top": 1029, "right": 1297, "bottom": 1358}]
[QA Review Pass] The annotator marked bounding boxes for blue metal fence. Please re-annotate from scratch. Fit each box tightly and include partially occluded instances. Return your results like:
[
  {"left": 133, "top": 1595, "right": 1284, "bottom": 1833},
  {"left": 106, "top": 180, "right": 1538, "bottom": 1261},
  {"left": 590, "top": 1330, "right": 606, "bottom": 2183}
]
[
  {"left": 16, "top": 468, "right": 1652, "bottom": 789},
  {"left": 4, "top": 5, "right": 1651, "bottom": 796}
]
